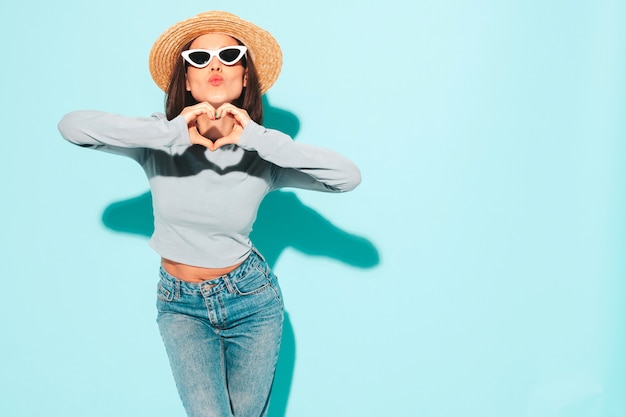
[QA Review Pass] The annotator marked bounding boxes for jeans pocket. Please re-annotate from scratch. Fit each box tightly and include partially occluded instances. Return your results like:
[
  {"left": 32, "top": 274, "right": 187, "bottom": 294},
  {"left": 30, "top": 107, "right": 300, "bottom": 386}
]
[
  {"left": 157, "top": 279, "right": 175, "bottom": 302},
  {"left": 232, "top": 268, "right": 270, "bottom": 296}
]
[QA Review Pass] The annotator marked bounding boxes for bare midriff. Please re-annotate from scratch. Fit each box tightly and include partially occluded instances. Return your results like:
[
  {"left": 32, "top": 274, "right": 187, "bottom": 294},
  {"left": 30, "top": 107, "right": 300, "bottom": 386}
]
[{"left": 161, "top": 257, "right": 245, "bottom": 283}]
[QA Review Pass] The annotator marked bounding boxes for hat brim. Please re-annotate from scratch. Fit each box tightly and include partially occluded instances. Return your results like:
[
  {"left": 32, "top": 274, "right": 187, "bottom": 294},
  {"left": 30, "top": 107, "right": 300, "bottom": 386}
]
[{"left": 149, "top": 11, "right": 282, "bottom": 94}]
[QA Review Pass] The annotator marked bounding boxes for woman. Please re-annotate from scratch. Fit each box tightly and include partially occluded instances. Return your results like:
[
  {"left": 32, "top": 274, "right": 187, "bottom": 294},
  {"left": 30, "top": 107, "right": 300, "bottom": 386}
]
[{"left": 58, "top": 10, "right": 360, "bottom": 417}]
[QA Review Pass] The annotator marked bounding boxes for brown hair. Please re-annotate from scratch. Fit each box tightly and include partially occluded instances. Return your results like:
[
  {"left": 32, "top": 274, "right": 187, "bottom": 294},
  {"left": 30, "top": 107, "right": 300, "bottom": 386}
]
[{"left": 164, "top": 39, "right": 263, "bottom": 124}]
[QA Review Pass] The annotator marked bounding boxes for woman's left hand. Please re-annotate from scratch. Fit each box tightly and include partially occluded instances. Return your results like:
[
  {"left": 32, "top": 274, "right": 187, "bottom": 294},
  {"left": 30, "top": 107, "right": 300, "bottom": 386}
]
[{"left": 208, "top": 104, "right": 252, "bottom": 151}]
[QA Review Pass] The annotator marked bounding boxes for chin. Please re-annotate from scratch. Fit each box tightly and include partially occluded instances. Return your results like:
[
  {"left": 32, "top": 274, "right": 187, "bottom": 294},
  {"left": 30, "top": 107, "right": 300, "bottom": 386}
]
[{"left": 208, "top": 96, "right": 237, "bottom": 107}]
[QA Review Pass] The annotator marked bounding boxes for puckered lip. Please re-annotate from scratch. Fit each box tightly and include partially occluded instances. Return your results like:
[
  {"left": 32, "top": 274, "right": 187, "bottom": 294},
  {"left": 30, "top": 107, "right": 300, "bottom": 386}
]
[{"left": 209, "top": 75, "right": 223, "bottom": 85}]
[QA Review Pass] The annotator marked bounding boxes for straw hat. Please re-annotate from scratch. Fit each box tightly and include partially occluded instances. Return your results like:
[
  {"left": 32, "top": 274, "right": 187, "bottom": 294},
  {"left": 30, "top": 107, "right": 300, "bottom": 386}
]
[{"left": 149, "top": 10, "right": 282, "bottom": 94}]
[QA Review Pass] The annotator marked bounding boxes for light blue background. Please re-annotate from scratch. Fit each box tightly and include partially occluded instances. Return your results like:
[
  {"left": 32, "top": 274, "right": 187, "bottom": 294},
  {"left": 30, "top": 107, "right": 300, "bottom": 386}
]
[{"left": 1, "top": 1, "right": 625, "bottom": 416}]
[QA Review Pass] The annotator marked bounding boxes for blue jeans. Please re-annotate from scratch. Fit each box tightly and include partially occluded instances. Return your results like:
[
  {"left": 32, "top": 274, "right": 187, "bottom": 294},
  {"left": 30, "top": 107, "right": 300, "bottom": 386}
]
[{"left": 156, "top": 250, "right": 284, "bottom": 417}]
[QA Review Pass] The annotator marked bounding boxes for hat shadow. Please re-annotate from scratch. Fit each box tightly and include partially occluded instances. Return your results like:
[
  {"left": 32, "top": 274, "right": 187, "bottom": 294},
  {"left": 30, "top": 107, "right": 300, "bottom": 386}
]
[{"left": 100, "top": 96, "right": 380, "bottom": 417}]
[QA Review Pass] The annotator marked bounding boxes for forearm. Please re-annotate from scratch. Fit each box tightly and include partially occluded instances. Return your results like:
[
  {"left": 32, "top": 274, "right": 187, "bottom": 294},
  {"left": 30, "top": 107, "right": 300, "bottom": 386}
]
[
  {"left": 58, "top": 110, "right": 190, "bottom": 150},
  {"left": 238, "top": 121, "right": 361, "bottom": 192}
]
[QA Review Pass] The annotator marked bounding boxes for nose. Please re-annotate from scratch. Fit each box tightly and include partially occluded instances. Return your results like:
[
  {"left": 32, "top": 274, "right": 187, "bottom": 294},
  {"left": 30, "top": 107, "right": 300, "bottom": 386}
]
[{"left": 208, "top": 56, "right": 222, "bottom": 71}]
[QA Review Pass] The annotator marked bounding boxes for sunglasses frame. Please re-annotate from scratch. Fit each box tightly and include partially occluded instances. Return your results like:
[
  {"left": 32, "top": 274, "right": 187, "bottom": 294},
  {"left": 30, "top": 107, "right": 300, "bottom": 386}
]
[{"left": 181, "top": 46, "right": 248, "bottom": 68}]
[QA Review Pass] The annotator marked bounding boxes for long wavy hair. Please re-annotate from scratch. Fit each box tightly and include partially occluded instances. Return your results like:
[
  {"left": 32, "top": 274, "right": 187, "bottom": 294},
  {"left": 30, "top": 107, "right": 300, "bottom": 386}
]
[{"left": 164, "top": 38, "right": 263, "bottom": 124}]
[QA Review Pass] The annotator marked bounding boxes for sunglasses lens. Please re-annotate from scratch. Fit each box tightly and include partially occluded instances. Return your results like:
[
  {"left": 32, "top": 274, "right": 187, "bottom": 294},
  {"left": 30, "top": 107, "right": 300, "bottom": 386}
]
[
  {"left": 187, "top": 51, "right": 211, "bottom": 66},
  {"left": 219, "top": 48, "right": 243, "bottom": 64}
]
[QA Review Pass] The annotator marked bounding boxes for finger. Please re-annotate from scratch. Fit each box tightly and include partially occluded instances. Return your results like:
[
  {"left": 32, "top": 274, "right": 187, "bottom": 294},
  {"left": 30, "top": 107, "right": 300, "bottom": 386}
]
[
  {"left": 210, "top": 134, "right": 235, "bottom": 151},
  {"left": 209, "top": 138, "right": 225, "bottom": 152},
  {"left": 208, "top": 130, "right": 237, "bottom": 152},
  {"left": 193, "top": 136, "right": 216, "bottom": 149},
  {"left": 195, "top": 103, "right": 216, "bottom": 120},
  {"left": 215, "top": 104, "right": 238, "bottom": 119},
  {"left": 216, "top": 104, "right": 250, "bottom": 127},
  {"left": 188, "top": 126, "right": 216, "bottom": 149},
  {"left": 214, "top": 103, "right": 233, "bottom": 120},
  {"left": 201, "top": 102, "right": 217, "bottom": 119},
  {"left": 181, "top": 103, "right": 216, "bottom": 124}
]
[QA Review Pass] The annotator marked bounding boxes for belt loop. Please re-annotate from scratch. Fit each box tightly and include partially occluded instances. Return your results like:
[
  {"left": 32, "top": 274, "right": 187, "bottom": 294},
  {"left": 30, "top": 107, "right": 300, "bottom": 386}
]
[
  {"left": 223, "top": 274, "right": 235, "bottom": 294},
  {"left": 174, "top": 279, "right": 180, "bottom": 299}
]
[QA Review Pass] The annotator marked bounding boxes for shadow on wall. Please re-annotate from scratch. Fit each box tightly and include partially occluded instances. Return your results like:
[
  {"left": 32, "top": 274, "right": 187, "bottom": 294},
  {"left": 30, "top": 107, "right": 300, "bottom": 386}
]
[{"left": 101, "top": 96, "right": 380, "bottom": 417}]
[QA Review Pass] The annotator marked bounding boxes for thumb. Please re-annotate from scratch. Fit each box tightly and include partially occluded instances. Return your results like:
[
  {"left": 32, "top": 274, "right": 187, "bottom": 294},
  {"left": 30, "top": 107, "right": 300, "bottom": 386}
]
[{"left": 188, "top": 125, "right": 216, "bottom": 149}]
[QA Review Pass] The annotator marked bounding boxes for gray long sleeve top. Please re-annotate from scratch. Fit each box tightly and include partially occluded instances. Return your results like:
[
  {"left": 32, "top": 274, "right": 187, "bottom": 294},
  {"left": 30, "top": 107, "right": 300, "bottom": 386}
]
[{"left": 58, "top": 111, "right": 361, "bottom": 267}]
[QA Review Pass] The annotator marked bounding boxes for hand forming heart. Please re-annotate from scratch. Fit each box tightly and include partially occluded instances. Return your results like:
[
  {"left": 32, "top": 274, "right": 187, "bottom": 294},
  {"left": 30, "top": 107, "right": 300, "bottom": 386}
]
[{"left": 181, "top": 102, "right": 251, "bottom": 152}]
